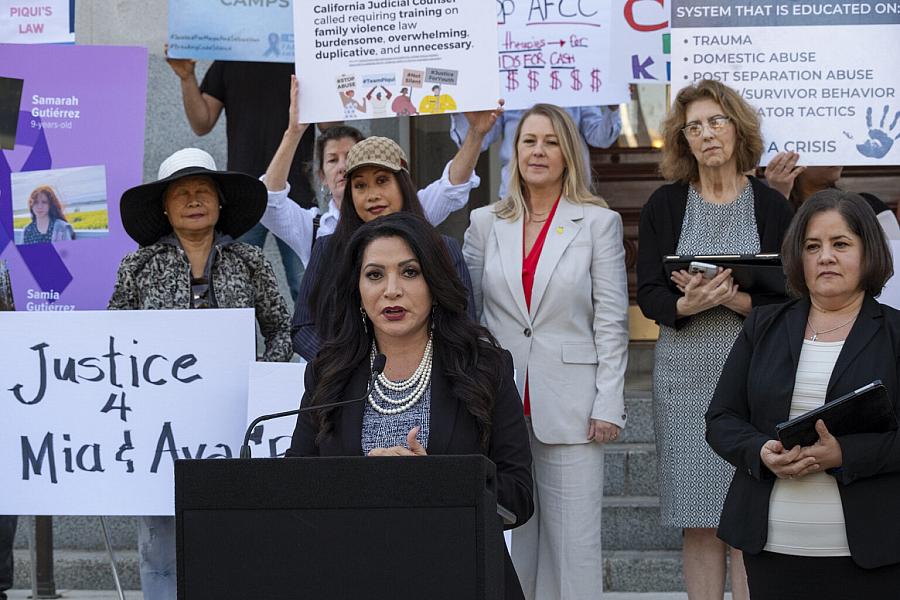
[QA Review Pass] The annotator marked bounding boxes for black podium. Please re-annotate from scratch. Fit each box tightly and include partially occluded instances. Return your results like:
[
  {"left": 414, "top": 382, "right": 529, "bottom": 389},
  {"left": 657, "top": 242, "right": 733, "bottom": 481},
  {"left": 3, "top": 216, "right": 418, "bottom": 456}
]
[{"left": 175, "top": 455, "right": 505, "bottom": 600}]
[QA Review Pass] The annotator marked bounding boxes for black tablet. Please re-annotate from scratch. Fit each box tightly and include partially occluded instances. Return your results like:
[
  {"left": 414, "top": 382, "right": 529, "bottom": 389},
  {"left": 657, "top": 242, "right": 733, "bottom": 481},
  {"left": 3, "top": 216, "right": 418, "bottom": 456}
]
[
  {"left": 776, "top": 381, "right": 898, "bottom": 449},
  {"left": 664, "top": 253, "right": 785, "bottom": 296}
]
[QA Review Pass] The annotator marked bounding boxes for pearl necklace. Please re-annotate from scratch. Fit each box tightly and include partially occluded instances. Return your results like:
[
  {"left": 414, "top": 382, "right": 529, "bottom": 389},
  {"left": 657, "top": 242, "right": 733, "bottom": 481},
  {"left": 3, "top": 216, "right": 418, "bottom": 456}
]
[{"left": 368, "top": 336, "right": 433, "bottom": 415}]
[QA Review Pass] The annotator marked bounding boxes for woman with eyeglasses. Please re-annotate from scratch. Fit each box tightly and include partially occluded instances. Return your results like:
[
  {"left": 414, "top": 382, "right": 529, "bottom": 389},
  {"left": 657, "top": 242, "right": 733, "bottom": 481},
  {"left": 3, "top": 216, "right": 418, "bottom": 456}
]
[{"left": 637, "top": 79, "right": 793, "bottom": 600}]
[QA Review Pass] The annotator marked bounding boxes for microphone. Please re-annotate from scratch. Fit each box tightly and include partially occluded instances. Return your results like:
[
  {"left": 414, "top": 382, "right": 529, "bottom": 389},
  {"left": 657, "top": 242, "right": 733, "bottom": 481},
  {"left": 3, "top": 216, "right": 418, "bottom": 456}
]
[{"left": 239, "top": 354, "right": 387, "bottom": 458}]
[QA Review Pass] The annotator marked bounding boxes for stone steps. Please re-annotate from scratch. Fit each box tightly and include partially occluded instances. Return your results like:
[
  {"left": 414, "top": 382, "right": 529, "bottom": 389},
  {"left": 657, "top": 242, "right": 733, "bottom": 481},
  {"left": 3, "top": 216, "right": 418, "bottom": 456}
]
[
  {"left": 604, "top": 442, "right": 658, "bottom": 497},
  {"left": 13, "top": 548, "right": 689, "bottom": 593},
  {"left": 14, "top": 516, "right": 136, "bottom": 551},
  {"left": 603, "top": 497, "right": 680, "bottom": 552},
  {"left": 13, "top": 549, "right": 141, "bottom": 591},
  {"left": 619, "top": 392, "right": 656, "bottom": 444}
]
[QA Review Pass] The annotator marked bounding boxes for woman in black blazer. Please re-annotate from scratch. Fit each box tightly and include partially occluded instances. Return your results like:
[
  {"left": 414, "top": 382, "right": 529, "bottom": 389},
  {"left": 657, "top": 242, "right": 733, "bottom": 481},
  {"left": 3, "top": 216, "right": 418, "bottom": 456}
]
[
  {"left": 706, "top": 190, "right": 900, "bottom": 598},
  {"left": 287, "top": 212, "right": 534, "bottom": 600},
  {"left": 291, "top": 135, "right": 479, "bottom": 361}
]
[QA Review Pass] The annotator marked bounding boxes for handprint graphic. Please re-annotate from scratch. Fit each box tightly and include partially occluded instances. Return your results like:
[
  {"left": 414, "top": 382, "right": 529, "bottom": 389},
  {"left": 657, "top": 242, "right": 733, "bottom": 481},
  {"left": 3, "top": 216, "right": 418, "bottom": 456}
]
[{"left": 856, "top": 106, "right": 900, "bottom": 159}]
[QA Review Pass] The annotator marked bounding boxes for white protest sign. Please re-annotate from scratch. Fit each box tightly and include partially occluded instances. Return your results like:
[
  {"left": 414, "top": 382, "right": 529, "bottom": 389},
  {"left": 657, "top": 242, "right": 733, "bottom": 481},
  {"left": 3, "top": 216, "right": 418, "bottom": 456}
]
[
  {"left": 611, "top": 0, "right": 671, "bottom": 83},
  {"left": 0, "top": 0, "right": 74, "bottom": 44},
  {"left": 246, "top": 361, "right": 306, "bottom": 459},
  {"left": 496, "top": 0, "right": 630, "bottom": 110},
  {"left": 0, "top": 309, "right": 255, "bottom": 516},
  {"left": 294, "top": 0, "right": 500, "bottom": 122},
  {"left": 671, "top": 1, "right": 900, "bottom": 166}
]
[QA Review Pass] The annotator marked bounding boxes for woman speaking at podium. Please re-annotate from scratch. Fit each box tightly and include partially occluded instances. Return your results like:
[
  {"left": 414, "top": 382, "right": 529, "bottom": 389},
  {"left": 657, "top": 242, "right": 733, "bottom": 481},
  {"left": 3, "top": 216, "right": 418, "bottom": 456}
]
[{"left": 287, "top": 212, "right": 534, "bottom": 599}]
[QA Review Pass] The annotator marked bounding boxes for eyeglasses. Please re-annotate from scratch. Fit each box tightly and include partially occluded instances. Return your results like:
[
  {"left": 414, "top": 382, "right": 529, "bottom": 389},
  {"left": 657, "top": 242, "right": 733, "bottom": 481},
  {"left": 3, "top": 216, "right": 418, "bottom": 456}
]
[{"left": 682, "top": 115, "right": 731, "bottom": 139}]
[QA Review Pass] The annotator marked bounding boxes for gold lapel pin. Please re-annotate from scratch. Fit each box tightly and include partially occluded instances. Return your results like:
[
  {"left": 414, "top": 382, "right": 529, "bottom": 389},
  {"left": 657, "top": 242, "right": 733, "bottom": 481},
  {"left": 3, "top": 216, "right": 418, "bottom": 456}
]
[{"left": 556, "top": 225, "right": 564, "bottom": 235}]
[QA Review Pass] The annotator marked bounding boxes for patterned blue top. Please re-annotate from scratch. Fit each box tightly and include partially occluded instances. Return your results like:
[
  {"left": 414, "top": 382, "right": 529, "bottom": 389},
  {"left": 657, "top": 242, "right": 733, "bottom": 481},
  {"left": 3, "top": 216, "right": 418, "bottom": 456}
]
[
  {"left": 22, "top": 219, "right": 56, "bottom": 244},
  {"left": 361, "top": 383, "right": 431, "bottom": 456}
]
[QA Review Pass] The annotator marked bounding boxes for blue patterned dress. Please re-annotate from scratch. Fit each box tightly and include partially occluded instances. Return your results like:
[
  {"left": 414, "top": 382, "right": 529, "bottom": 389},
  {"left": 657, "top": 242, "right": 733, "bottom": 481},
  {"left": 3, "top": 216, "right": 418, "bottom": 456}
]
[
  {"left": 361, "top": 385, "right": 431, "bottom": 456},
  {"left": 653, "top": 182, "right": 760, "bottom": 528}
]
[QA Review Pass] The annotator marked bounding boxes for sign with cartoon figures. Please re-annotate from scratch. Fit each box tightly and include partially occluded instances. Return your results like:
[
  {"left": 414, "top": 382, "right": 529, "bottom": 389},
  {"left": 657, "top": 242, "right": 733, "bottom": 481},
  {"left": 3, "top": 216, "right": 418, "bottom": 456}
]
[
  {"left": 496, "top": 0, "right": 631, "bottom": 110},
  {"left": 671, "top": 0, "right": 900, "bottom": 166},
  {"left": 293, "top": 0, "right": 500, "bottom": 122}
]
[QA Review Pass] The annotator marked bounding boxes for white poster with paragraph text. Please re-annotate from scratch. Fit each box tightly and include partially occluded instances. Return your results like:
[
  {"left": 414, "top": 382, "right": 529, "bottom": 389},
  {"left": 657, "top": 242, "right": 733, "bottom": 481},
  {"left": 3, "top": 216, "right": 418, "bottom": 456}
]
[
  {"left": 294, "top": 0, "right": 500, "bottom": 122},
  {"left": 0, "top": 309, "right": 255, "bottom": 516},
  {"left": 671, "top": 0, "right": 900, "bottom": 166}
]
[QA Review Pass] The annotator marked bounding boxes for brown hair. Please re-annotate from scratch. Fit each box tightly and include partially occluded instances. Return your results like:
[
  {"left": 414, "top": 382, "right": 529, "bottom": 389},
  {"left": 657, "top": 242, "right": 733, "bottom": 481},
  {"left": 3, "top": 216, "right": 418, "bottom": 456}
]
[
  {"left": 781, "top": 189, "right": 893, "bottom": 298},
  {"left": 28, "top": 185, "right": 68, "bottom": 222},
  {"left": 659, "top": 79, "right": 763, "bottom": 183},
  {"left": 314, "top": 125, "right": 365, "bottom": 176},
  {"left": 495, "top": 103, "right": 606, "bottom": 220}
]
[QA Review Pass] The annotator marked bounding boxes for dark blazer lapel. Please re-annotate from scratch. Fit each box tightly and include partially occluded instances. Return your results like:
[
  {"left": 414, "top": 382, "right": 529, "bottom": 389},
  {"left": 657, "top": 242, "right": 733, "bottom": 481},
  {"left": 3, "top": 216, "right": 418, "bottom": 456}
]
[
  {"left": 785, "top": 297, "right": 809, "bottom": 370},
  {"left": 426, "top": 349, "right": 457, "bottom": 455},
  {"left": 827, "top": 295, "right": 882, "bottom": 398},
  {"left": 339, "top": 360, "right": 370, "bottom": 456}
]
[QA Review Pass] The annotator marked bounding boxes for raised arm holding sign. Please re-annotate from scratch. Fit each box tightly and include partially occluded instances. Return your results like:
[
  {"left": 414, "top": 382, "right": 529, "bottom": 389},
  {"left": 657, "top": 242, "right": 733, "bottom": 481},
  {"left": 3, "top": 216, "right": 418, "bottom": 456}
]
[
  {"left": 260, "top": 75, "right": 501, "bottom": 270},
  {"left": 293, "top": 0, "right": 500, "bottom": 122}
]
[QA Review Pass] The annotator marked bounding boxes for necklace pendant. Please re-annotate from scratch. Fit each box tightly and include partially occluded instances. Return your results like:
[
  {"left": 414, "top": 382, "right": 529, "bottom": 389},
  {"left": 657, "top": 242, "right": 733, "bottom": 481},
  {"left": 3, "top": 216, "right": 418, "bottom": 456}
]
[{"left": 811, "top": 333, "right": 817, "bottom": 342}]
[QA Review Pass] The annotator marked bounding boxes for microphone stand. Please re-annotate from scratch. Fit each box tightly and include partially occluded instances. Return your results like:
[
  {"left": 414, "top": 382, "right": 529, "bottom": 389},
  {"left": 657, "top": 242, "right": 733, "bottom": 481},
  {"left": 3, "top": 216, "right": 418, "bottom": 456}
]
[{"left": 239, "top": 354, "right": 386, "bottom": 458}]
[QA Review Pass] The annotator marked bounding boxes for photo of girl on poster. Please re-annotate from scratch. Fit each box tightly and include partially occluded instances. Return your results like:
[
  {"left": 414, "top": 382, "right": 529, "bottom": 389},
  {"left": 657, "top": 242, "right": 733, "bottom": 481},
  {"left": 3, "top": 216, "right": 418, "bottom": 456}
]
[{"left": 21, "top": 185, "right": 76, "bottom": 244}]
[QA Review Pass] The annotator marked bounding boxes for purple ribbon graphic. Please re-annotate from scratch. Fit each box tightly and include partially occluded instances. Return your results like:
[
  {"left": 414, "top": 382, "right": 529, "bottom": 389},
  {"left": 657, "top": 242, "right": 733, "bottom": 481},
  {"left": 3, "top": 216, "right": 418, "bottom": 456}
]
[{"left": 0, "top": 111, "right": 74, "bottom": 295}]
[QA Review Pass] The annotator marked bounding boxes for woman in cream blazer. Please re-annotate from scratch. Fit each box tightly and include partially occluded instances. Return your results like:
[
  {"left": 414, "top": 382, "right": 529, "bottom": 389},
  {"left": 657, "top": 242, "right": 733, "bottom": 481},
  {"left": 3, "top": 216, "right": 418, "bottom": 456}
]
[{"left": 463, "top": 103, "right": 629, "bottom": 600}]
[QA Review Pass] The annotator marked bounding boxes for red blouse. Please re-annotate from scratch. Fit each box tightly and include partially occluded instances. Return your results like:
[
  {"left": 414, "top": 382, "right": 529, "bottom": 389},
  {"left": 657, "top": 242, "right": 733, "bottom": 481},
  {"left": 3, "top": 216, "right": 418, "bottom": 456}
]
[{"left": 521, "top": 196, "right": 561, "bottom": 416}]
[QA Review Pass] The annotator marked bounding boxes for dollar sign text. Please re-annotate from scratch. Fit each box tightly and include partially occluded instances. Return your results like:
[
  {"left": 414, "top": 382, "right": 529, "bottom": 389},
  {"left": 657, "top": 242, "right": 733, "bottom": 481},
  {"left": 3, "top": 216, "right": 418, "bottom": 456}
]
[
  {"left": 571, "top": 69, "right": 583, "bottom": 91},
  {"left": 506, "top": 70, "right": 519, "bottom": 92},
  {"left": 591, "top": 69, "right": 602, "bottom": 93},
  {"left": 550, "top": 71, "right": 562, "bottom": 90},
  {"left": 528, "top": 70, "right": 540, "bottom": 92}
]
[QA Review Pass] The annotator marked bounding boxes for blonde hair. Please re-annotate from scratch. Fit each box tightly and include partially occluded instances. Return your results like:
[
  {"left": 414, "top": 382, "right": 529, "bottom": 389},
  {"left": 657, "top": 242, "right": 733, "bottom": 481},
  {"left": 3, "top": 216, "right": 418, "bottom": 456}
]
[
  {"left": 659, "top": 79, "right": 763, "bottom": 183},
  {"left": 495, "top": 103, "right": 607, "bottom": 221}
]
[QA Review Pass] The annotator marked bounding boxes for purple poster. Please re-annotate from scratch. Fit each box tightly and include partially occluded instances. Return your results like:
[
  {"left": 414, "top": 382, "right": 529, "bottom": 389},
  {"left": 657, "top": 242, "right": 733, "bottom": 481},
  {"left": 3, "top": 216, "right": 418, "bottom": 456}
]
[{"left": 0, "top": 44, "right": 146, "bottom": 310}]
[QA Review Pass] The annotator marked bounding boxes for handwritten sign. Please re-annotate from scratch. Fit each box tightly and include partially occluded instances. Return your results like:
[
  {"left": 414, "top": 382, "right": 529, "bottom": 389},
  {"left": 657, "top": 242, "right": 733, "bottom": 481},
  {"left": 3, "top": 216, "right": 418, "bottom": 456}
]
[
  {"left": 0, "top": 0, "right": 74, "bottom": 44},
  {"left": 0, "top": 309, "right": 256, "bottom": 516},
  {"left": 168, "top": 0, "right": 294, "bottom": 63},
  {"left": 294, "top": 0, "right": 500, "bottom": 122},
  {"left": 671, "top": 0, "right": 900, "bottom": 166},
  {"left": 496, "top": 0, "right": 630, "bottom": 110},
  {"left": 611, "top": 0, "right": 671, "bottom": 83},
  {"left": 245, "top": 361, "right": 306, "bottom": 459}
]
